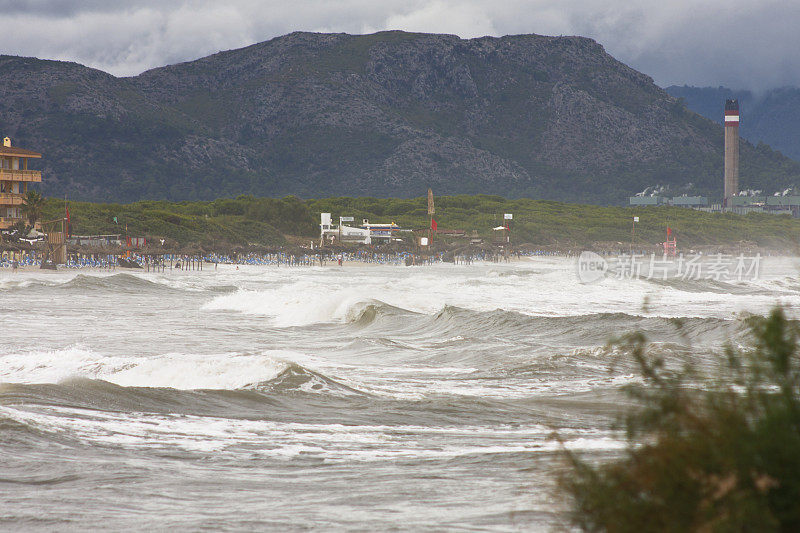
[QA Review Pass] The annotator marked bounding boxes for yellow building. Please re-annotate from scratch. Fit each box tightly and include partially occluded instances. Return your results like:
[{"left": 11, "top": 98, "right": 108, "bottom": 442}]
[{"left": 0, "top": 136, "right": 42, "bottom": 230}]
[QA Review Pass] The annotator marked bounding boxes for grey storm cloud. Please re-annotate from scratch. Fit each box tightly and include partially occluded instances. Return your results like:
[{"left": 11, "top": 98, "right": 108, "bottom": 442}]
[{"left": 0, "top": 0, "right": 798, "bottom": 90}]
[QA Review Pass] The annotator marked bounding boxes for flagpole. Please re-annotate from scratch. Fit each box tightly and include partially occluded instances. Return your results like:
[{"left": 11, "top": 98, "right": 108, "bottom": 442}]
[{"left": 427, "top": 188, "right": 435, "bottom": 246}]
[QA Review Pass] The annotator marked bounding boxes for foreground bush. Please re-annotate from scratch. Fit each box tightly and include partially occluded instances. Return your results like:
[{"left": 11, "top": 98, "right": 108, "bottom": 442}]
[{"left": 564, "top": 308, "right": 800, "bottom": 532}]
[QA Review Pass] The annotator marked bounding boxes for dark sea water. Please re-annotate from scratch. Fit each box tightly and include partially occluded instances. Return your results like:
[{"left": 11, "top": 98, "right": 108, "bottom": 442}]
[{"left": 2, "top": 257, "right": 798, "bottom": 530}]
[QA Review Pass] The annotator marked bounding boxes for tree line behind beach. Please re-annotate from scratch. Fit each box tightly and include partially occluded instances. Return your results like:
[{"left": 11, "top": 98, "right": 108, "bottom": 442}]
[{"left": 34, "top": 194, "right": 800, "bottom": 252}]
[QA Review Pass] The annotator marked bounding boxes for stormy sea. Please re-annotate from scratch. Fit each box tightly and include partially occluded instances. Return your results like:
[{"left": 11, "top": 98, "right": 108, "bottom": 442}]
[{"left": 1, "top": 256, "right": 798, "bottom": 530}]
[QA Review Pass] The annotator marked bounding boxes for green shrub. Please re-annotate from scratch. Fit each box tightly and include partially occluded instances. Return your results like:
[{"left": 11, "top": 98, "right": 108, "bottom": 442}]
[{"left": 563, "top": 307, "right": 800, "bottom": 531}]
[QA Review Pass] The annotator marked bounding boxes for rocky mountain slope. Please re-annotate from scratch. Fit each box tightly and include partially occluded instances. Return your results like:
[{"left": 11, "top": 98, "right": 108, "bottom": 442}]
[
  {"left": 667, "top": 85, "right": 800, "bottom": 162},
  {"left": 1, "top": 31, "right": 799, "bottom": 203}
]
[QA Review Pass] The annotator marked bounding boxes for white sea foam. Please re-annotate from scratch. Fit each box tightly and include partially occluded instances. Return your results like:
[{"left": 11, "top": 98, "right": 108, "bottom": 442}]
[
  {"left": 0, "top": 346, "right": 288, "bottom": 389},
  {"left": 7, "top": 256, "right": 800, "bottom": 531},
  {"left": 201, "top": 277, "right": 444, "bottom": 326},
  {"left": 2, "top": 404, "right": 626, "bottom": 458},
  {"left": 202, "top": 287, "right": 374, "bottom": 326},
  {"left": 197, "top": 258, "right": 800, "bottom": 329}
]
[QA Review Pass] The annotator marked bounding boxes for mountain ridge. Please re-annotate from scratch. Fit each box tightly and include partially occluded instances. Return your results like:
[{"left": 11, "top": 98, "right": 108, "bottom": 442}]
[{"left": 1, "top": 31, "right": 799, "bottom": 203}]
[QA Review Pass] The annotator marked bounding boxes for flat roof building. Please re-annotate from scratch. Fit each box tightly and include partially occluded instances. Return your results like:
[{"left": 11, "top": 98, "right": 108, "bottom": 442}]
[
  {"left": 671, "top": 196, "right": 708, "bottom": 207},
  {"left": 727, "top": 195, "right": 800, "bottom": 216},
  {"left": 628, "top": 196, "right": 666, "bottom": 206},
  {"left": 628, "top": 196, "right": 708, "bottom": 208}
]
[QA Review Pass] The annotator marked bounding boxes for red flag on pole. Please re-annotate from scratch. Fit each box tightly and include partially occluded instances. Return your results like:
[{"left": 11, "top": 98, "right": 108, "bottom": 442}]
[
  {"left": 430, "top": 219, "right": 437, "bottom": 231},
  {"left": 667, "top": 227, "right": 672, "bottom": 237}
]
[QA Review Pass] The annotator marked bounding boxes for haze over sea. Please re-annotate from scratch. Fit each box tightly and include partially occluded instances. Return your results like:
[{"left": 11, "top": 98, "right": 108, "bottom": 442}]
[{"left": 2, "top": 256, "right": 799, "bottom": 530}]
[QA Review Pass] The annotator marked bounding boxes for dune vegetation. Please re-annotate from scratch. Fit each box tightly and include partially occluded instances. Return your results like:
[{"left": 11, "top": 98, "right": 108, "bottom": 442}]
[{"left": 36, "top": 194, "right": 800, "bottom": 251}]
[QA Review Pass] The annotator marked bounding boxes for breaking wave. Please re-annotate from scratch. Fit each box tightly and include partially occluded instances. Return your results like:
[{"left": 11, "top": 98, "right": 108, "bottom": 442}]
[
  {"left": 0, "top": 272, "right": 238, "bottom": 295},
  {"left": 245, "top": 363, "right": 366, "bottom": 396},
  {"left": 0, "top": 346, "right": 289, "bottom": 390},
  {"left": 340, "top": 301, "right": 749, "bottom": 348}
]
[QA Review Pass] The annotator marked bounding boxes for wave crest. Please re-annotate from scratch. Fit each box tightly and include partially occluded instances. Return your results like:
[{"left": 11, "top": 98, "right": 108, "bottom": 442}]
[
  {"left": 0, "top": 347, "right": 289, "bottom": 390},
  {"left": 244, "top": 363, "right": 365, "bottom": 396}
]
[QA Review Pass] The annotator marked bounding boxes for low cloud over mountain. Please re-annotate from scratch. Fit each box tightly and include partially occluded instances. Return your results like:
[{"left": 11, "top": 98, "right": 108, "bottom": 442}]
[{"left": 2, "top": 1, "right": 800, "bottom": 91}]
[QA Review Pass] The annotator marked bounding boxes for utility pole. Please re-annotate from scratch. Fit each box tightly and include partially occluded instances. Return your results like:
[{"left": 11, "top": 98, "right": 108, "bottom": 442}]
[{"left": 630, "top": 216, "right": 638, "bottom": 254}]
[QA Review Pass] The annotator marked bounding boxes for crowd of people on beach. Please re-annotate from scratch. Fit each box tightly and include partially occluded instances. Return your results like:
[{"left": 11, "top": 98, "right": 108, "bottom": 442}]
[{"left": 0, "top": 248, "right": 568, "bottom": 270}]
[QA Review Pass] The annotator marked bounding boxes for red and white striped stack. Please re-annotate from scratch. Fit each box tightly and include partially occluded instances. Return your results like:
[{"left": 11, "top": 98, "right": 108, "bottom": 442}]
[{"left": 724, "top": 108, "right": 739, "bottom": 126}]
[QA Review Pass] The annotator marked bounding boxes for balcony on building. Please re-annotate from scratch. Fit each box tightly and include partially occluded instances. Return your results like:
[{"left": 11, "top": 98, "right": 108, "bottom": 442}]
[{"left": 0, "top": 136, "right": 42, "bottom": 230}]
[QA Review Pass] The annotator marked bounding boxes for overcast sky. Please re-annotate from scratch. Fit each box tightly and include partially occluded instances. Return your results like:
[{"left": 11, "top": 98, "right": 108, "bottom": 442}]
[{"left": 1, "top": 0, "right": 798, "bottom": 91}]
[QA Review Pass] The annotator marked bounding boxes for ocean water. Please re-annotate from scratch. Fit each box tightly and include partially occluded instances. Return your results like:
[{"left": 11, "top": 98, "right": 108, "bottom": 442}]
[{"left": 2, "top": 256, "right": 799, "bottom": 530}]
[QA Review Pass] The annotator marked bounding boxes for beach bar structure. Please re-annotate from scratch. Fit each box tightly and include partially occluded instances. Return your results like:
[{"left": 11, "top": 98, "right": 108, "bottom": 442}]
[
  {"left": 360, "top": 219, "right": 401, "bottom": 242},
  {"left": 320, "top": 213, "right": 371, "bottom": 244},
  {"left": 0, "top": 137, "right": 41, "bottom": 230},
  {"left": 320, "top": 213, "right": 404, "bottom": 245}
]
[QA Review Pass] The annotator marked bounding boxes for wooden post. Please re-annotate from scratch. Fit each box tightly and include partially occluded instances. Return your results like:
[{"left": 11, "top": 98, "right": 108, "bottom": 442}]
[{"left": 427, "top": 188, "right": 435, "bottom": 246}]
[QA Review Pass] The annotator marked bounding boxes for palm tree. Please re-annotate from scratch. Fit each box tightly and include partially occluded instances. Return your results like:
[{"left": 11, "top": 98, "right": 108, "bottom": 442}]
[{"left": 21, "top": 190, "right": 44, "bottom": 229}]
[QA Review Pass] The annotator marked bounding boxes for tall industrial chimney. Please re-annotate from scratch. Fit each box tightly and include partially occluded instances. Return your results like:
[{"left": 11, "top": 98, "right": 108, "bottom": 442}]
[{"left": 724, "top": 99, "right": 740, "bottom": 205}]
